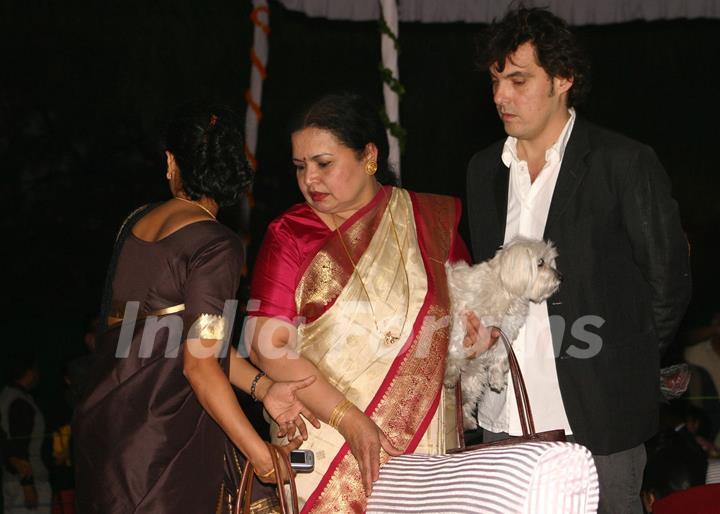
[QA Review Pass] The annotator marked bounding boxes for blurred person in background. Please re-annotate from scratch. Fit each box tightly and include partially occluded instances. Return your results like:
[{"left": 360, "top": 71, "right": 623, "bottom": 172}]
[{"left": 1, "top": 353, "right": 50, "bottom": 514}]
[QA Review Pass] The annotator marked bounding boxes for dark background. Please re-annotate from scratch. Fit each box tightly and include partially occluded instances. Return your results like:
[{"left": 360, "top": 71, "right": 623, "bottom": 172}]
[{"left": 1, "top": 1, "right": 718, "bottom": 404}]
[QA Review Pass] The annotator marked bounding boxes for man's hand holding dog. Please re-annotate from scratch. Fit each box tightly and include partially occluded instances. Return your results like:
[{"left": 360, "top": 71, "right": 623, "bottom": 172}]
[{"left": 462, "top": 312, "right": 500, "bottom": 358}]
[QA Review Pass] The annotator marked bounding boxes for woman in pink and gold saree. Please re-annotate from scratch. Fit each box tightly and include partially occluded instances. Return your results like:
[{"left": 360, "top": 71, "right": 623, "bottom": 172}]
[{"left": 247, "top": 93, "right": 469, "bottom": 513}]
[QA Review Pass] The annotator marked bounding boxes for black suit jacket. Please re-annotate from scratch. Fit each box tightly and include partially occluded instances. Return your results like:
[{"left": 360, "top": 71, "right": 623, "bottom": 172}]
[{"left": 466, "top": 116, "right": 691, "bottom": 455}]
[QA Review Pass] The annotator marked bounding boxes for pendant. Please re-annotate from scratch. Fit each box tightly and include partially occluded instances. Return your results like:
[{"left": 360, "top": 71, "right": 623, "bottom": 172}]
[{"left": 384, "top": 332, "right": 399, "bottom": 346}]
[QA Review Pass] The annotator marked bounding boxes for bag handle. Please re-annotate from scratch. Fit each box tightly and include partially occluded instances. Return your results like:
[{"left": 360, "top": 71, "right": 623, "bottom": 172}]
[
  {"left": 454, "top": 327, "right": 536, "bottom": 446},
  {"left": 497, "top": 327, "right": 535, "bottom": 436},
  {"left": 233, "top": 443, "right": 299, "bottom": 514}
]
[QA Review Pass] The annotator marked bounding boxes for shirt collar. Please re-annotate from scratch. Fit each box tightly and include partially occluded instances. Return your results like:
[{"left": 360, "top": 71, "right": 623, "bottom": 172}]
[{"left": 502, "top": 108, "right": 576, "bottom": 168}]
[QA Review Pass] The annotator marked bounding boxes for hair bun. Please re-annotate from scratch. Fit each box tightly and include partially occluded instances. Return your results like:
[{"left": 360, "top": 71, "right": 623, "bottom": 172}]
[{"left": 165, "top": 104, "right": 253, "bottom": 207}]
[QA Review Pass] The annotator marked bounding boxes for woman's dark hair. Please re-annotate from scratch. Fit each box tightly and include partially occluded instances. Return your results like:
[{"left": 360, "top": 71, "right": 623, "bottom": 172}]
[
  {"left": 477, "top": 7, "right": 591, "bottom": 107},
  {"left": 642, "top": 429, "right": 708, "bottom": 501},
  {"left": 164, "top": 104, "right": 253, "bottom": 207},
  {"left": 289, "top": 93, "right": 397, "bottom": 185}
]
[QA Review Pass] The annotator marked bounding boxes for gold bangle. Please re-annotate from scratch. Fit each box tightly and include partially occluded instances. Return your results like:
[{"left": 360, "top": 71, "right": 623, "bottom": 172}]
[
  {"left": 328, "top": 399, "right": 355, "bottom": 429},
  {"left": 256, "top": 466, "right": 275, "bottom": 479},
  {"left": 333, "top": 401, "right": 354, "bottom": 428}
]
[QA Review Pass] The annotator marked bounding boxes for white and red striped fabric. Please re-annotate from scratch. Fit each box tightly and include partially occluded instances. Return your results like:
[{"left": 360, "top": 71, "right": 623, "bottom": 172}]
[
  {"left": 707, "top": 458, "right": 720, "bottom": 484},
  {"left": 367, "top": 442, "right": 599, "bottom": 514}
]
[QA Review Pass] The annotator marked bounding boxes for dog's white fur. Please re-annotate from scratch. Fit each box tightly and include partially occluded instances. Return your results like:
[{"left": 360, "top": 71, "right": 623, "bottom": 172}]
[{"left": 444, "top": 237, "right": 562, "bottom": 429}]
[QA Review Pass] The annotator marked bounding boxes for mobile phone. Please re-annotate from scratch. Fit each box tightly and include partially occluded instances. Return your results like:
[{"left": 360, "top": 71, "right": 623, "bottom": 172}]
[{"left": 289, "top": 449, "right": 314, "bottom": 473}]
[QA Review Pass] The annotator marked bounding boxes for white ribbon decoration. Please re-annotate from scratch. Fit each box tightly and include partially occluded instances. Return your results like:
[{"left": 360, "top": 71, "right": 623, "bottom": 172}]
[
  {"left": 245, "top": 0, "right": 270, "bottom": 170},
  {"left": 279, "top": 0, "right": 720, "bottom": 24},
  {"left": 380, "top": 0, "right": 401, "bottom": 182}
]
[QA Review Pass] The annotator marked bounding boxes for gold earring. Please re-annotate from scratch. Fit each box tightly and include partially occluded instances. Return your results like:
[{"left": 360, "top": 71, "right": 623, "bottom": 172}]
[{"left": 365, "top": 160, "right": 378, "bottom": 176}]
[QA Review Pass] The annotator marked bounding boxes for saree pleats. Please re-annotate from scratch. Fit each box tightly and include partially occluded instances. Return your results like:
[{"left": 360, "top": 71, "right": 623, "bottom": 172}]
[{"left": 74, "top": 315, "right": 226, "bottom": 513}]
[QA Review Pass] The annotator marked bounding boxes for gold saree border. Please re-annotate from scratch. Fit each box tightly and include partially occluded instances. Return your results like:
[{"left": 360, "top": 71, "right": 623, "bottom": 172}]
[
  {"left": 295, "top": 186, "right": 391, "bottom": 322},
  {"left": 106, "top": 302, "right": 186, "bottom": 328}
]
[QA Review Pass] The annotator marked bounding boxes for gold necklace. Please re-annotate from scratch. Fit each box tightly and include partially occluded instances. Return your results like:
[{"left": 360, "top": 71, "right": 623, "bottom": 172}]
[
  {"left": 174, "top": 196, "right": 217, "bottom": 220},
  {"left": 333, "top": 189, "right": 411, "bottom": 346}
]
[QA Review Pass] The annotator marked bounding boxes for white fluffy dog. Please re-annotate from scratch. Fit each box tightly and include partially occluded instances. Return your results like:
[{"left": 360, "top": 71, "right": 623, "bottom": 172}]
[{"left": 444, "top": 237, "right": 562, "bottom": 429}]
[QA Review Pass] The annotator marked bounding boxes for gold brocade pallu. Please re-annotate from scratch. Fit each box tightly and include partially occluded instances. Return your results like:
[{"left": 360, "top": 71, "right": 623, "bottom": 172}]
[{"left": 272, "top": 187, "right": 460, "bottom": 513}]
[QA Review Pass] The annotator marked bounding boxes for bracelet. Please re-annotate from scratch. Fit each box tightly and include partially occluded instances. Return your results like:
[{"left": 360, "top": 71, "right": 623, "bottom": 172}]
[
  {"left": 250, "top": 371, "right": 266, "bottom": 402},
  {"left": 255, "top": 466, "right": 275, "bottom": 479},
  {"left": 328, "top": 398, "right": 355, "bottom": 429}
]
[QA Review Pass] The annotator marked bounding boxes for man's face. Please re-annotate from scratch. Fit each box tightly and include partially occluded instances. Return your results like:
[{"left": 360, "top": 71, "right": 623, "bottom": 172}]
[{"left": 490, "top": 42, "right": 571, "bottom": 144}]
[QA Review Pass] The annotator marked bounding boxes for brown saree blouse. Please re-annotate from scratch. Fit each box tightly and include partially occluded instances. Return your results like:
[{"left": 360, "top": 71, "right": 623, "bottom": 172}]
[{"left": 74, "top": 219, "right": 244, "bottom": 513}]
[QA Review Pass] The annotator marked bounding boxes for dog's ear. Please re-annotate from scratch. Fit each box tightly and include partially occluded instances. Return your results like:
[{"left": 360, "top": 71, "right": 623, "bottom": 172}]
[
  {"left": 446, "top": 260, "right": 474, "bottom": 297},
  {"left": 445, "top": 260, "right": 467, "bottom": 286},
  {"left": 498, "top": 244, "right": 535, "bottom": 298}
]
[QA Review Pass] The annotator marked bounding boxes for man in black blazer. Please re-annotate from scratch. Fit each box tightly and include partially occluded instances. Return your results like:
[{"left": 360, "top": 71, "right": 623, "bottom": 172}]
[{"left": 465, "top": 8, "right": 691, "bottom": 513}]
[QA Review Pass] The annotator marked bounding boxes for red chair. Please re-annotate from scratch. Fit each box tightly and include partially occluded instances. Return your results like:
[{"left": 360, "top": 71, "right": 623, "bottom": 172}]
[{"left": 653, "top": 484, "right": 720, "bottom": 514}]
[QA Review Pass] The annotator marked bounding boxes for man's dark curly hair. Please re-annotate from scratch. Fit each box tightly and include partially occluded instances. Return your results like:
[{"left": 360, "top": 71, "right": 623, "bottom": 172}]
[
  {"left": 477, "top": 7, "right": 591, "bottom": 107},
  {"left": 164, "top": 104, "right": 253, "bottom": 207}
]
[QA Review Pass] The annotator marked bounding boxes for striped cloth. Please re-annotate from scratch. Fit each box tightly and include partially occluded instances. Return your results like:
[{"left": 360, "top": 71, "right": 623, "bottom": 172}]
[
  {"left": 367, "top": 442, "right": 599, "bottom": 514},
  {"left": 707, "top": 458, "right": 720, "bottom": 484}
]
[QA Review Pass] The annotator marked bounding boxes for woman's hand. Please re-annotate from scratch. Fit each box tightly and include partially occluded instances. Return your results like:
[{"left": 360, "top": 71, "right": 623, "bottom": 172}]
[
  {"left": 254, "top": 440, "right": 301, "bottom": 485},
  {"left": 338, "top": 407, "right": 403, "bottom": 497},
  {"left": 259, "top": 375, "right": 321, "bottom": 440},
  {"left": 463, "top": 312, "right": 501, "bottom": 358}
]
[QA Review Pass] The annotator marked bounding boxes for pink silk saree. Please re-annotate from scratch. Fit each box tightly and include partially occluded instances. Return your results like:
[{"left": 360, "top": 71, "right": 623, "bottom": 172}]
[{"left": 249, "top": 186, "right": 468, "bottom": 512}]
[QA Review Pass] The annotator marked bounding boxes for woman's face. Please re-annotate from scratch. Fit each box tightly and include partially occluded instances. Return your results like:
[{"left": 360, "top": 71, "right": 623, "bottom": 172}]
[{"left": 292, "top": 127, "right": 379, "bottom": 223}]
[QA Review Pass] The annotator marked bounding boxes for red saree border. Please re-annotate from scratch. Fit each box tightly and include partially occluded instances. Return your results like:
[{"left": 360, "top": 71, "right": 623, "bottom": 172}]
[
  {"left": 294, "top": 186, "right": 392, "bottom": 324},
  {"left": 302, "top": 190, "right": 458, "bottom": 513},
  {"left": 335, "top": 185, "right": 392, "bottom": 236},
  {"left": 295, "top": 185, "right": 391, "bottom": 286}
]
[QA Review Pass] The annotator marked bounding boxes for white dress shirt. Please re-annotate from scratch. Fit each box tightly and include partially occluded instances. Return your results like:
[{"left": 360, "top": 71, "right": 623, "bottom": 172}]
[{"left": 476, "top": 108, "right": 576, "bottom": 435}]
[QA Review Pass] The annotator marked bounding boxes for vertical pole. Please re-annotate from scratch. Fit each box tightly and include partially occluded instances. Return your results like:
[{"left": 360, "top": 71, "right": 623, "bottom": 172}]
[
  {"left": 379, "top": 0, "right": 401, "bottom": 182},
  {"left": 244, "top": 0, "right": 270, "bottom": 171}
]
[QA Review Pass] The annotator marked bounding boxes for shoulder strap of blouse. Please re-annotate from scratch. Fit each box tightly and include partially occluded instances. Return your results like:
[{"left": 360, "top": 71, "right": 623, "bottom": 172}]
[{"left": 97, "top": 203, "right": 160, "bottom": 333}]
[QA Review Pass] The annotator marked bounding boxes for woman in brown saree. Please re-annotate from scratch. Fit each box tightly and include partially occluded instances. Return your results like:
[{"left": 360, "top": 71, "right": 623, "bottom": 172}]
[
  {"left": 247, "top": 93, "right": 470, "bottom": 512},
  {"left": 73, "top": 105, "right": 318, "bottom": 513}
]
